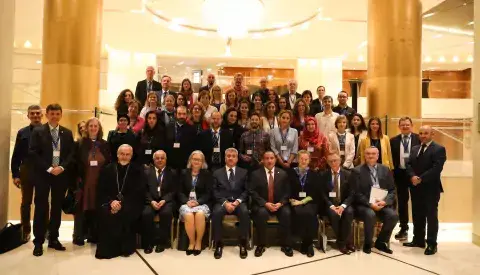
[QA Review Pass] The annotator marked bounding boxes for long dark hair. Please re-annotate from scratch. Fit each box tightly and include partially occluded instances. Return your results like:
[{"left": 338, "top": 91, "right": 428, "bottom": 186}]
[
  {"left": 221, "top": 107, "right": 238, "bottom": 128},
  {"left": 367, "top": 116, "right": 383, "bottom": 138},
  {"left": 143, "top": 110, "right": 160, "bottom": 135},
  {"left": 115, "top": 89, "right": 133, "bottom": 110},
  {"left": 349, "top": 113, "right": 367, "bottom": 134}
]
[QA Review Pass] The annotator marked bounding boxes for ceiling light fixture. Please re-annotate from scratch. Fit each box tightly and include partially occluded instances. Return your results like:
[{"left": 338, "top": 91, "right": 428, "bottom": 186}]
[
  {"left": 468, "top": 21, "right": 474, "bottom": 25},
  {"left": 301, "top": 22, "right": 310, "bottom": 30},
  {"left": 36, "top": 60, "right": 42, "bottom": 64},
  {"left": 423, "top": 24, "right": 473, "bottom": 36},
  {"left": 424, "top": 56, "right": 432, "bottom": 62},
  {"left": 24, "top": 40, "right": 32, "bottom": 48},
  {"left": 423, "top": 12, "right": 435, "bottom": 18},
  {"left": 453, "top": 56, "right": 459, "bottom": 63},
  {"left": 438, "top": 56, "right": 446, "bottom": 62},
  {"left": 467, "top": 55, "right": 473, "bottom": 63}
]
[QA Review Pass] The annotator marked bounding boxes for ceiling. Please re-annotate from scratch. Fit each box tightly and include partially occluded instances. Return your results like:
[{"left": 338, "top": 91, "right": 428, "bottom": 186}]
[{"left": 13, "top": 0, "right": 474, "bottom": 70}]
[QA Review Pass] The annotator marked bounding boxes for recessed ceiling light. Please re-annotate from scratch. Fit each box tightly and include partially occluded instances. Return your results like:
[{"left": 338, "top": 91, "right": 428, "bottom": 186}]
[
  {"left": 467, "top": 55, "right": 473, "bottom": 62},
  {"left": 438, "top": 56, "right": 446, "bottom": 62},
  {"left": 424, "top": 56, "right": 432, "bottom": 62},
  {"left": 24, "top": 40, "right": 32, "bottom": 48},
  {"left": 453, "top": 56, "right": 459, "bottom": 63},
  {"left": 423, "top": 13, "right": 435, "bottom": 18},
  {"left": 357, "top": 55, "right": 365, "bottom": 62},
  {"left": 196, "top": 31, "right": 207, "bottom": 36},
  {"left": 252, "top": 33, "right": 264, "bottom": 39},
  {"left": 152, "top": 17, "right": 160, "bottom": 24},
  {"left": 176, "top": 61, "right": 184, "bottom": 66},
  {"left": 207, "top": 68, "right": 212, "bottom": 72},
  {"left": 168, "top": 23, "right": 183, "bottom": 32},
  {"left": 276, "top": 28, "right": 292, "bottom": 36},
  {"left": 301, "top": 22, "right": 310, "bottom": 30},
  {"left": 36, "top": 60, "right": 42, "bottom": 64}
]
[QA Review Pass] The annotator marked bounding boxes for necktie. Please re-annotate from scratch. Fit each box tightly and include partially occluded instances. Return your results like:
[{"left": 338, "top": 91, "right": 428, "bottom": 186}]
[
  {"left": 51, "top": 128, "right": 60, "bottom": 166},
  {"left": 402, "top": 135, "right": 409, "bottom": 153},
  {"left": 268, "top": 170, "right": 274, "bottom": 203},
  {"left": 333, "top": 171, "right": 340, "bottom": 205},
  {"left": 228, "top": 168, "right": 235, "bottom": 188},
  {"left": 212, "top": 131, "right": 220, "bottom": 164},
  {"left": 157, "top": 169, "right": 163, "bottom": 196},
  {"left": 147, "top": 81, "right": 152, "bottom": 92},
  {"left": 417, "top": 143, "right": 427, "bottom": 159},
  {"left": 370, "top": 167, "right": 379, "bottom": 187}
]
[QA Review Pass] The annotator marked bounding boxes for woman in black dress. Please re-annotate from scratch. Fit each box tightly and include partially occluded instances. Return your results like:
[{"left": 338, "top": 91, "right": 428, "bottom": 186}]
[{"left": 107, "top": 114, "right": 137, "bottom": 162}]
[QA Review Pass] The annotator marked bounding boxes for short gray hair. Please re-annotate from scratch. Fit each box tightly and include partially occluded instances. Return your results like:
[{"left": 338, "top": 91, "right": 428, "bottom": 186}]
[
  {"left": 187, "top": 150, "right": 208, "bottom": 169},
  {"left": 118, "top": 144, "right": 133, "bottom": 153},
  {"left": 225, "top": 148, "right": 238, "bottom": 157},
  {"left": 152, "top": 150, "right": 166, "bottom": 160}
]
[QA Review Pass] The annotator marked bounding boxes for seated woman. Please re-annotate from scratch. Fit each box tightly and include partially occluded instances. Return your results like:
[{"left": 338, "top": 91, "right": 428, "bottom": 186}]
[
  {"left": 299, "top": 117, "right": 329, "bottom": 171},
  {"left": 261, "top": 101, "right": 279, "bottom": 133},
  {"left": 136, "top": 111, "right": 166, "bottom": 166},
  {"left": 358, "top": 117, "right": 393, "bottom": 169},
  {"left": 178, "top": 150, "right": 212, "bottom": 256},
  {"left": 139, "top": 91, "right": 161, "bottom": 118},
  {"left": 291, "top": 98, "right": 311, "bottom": 134},
  {"left": 188, "top": 102, "right": 209, "bottom": 135},
  {"left": 107, "top": 114, "right": 137, "bottom": 162},
  {"left": 328, "top": 115, "right": 355, "bottom": 169},
  {"left": 114, "top": 89, "right": 134, "bottom": 116},
  {"left": 219, "top": 90, "right": 238, "bottom": 115}
]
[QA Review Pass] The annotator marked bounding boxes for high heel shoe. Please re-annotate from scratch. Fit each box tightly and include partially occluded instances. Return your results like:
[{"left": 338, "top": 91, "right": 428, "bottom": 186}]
[
  {"left": 186, "top": 245, "right": 195, "bottom": 255},
  {"left": 193, "top": 249, "right": 201, "bottom": 256}
]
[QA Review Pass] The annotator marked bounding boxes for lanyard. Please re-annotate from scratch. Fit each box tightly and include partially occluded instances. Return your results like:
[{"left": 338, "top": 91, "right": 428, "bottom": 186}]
[
  {"left": 295, "top": 167, "right": 308, "bottom": 190},
  {"left": 280, "top": 128, "right": 289, "bottom": 144},
  {"left": 191, "top": 174, "right": 199, "bottom": 190},
  {"left": 51, "top": 130, "right": 60, "bottom": 150},
  {"left": 401, "top": 135, "right": 410, "bottom": 153}
]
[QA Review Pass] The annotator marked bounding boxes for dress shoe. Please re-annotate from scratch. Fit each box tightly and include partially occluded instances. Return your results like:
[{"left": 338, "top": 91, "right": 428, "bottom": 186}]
[
  {"left": 239, "top": 245, "right": 248, "bottom": 259},
  {"left": 144, "top": 246, "right": 153, "bottom": 254},
  {"left": 48, "top": 240, "right": 66, "bottom": 251},
  {"left": 193, "top": 249, "right": 201, "bottom": 256},
  {"left": 339, "top": 246, "right": 351, "bottom": 255},
  {"left": 33, "top": 245, "right": 43, "bottom": 257},
  {"left": 374, "top": 241, "right": 393, "bottom": 254},
  {"left": 186, "top": 249, "right": 193, "bottom": 256},
  {"left": 346, "top": 243, "right": 356, "bottom": 253},
  {"left": 363, "top": 244, "right": 372, "bottom": 254},
  {"left": 403, "top": 241, "right": 426, "bottom": 248},
  {"left": 254, "top": 246, "right": 265, "bottom": 257},
  {"left": 306, "top": 245, "right": 315, "bottom": 258},
  {"left": 23, "top": 233, "right": 31, "bottom": 243},
  {"left": 424, "top": 245, "right": 437, "bottom": 255},
  {"left": 73, "top": 238, "right": 85, "bottom": 246},
  {"left": 394, "top": 229, "right": 408, "bottom": 240},
  {"left": 281, "top": 246, "right": 294, "bottom": 257},
  {"left": 214, "top": 246, "right": 223, "bottom": 259},
  {"left": 155, "top": 245, "right": 165, "bottom": 253}
]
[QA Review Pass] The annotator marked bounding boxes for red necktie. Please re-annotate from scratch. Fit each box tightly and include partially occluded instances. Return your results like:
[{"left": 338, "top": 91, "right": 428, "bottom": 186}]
[{"left": 268, "top": 170, "right": 274, "bottom": 203}]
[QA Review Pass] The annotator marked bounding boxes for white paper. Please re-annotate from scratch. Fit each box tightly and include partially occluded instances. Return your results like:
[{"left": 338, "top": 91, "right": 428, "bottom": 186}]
[{"left": 369, "top": 187, "right": 388, "bottom": 204}]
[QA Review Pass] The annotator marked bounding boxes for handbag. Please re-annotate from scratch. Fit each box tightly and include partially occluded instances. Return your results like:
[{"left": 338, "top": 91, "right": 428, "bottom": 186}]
[
  {"left": 62, "top": 188, "right": 77, "bottom": 215},
  {"left": 0, "top": 223, "right": 25, "bottom": 254}
]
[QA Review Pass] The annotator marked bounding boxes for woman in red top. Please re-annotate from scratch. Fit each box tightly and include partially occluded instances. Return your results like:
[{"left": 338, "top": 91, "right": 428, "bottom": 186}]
[{"left": 298, "top": 117, "right": 329, "bottom": 171}]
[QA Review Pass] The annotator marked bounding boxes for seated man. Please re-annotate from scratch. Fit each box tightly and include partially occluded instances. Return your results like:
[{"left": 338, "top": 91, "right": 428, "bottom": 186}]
[
  {"left": 95, "top": 144, "right": 146, "bottom": 259},
  {"left": 351, "top": 146, "right": 399, "bottom": 254},
  {"left": 212, "top": 148, "right": 249, "bottom": 259},
  {"left": 141, "top": 150, "right": 177, "bottom": 254},
  {"left": 250, "top": 151, "right": 293, "bottom": 257},
  {"left": 320, "top": 153, "right": 355, "bottom": 254}
]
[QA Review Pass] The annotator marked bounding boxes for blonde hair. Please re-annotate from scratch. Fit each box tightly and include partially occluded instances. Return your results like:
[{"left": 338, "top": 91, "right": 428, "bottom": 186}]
[
  {"left": 82, "top": 117, "right": 104, "bottom": 140},
  {"left": 187, "top": 150, "right": 208, "bottom": 169}
]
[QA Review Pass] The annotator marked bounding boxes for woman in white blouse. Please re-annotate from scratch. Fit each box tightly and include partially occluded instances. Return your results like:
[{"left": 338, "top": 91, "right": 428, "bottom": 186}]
[
  {"left": 261, "top": 101, "right": 279, "bottom": 133},
  {"left": 328, "top": 115, "right": 355, "bottom": 169},
  {"left": 270, "top": 110, "right": 298, "bottom": 169},
  {"left": 198, "top": 90, "right": 218, "bottom": 120}
]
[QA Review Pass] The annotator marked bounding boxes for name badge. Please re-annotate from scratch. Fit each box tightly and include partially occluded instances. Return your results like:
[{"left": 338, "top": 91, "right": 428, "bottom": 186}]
[
  {"left": 173, "top": 143, "right": 181, "bottom": 148},
  {"left": 53, "top": 151, "right": 60, "bottom": 157},
  {"left": 145, "top": 149, "right": 152, "bottom": 155},
  {"left": 299, "top": 192, "right": 307, "bottom": 198},
  {"left": 340, "top": 150, "right": 345, "bottom": 156},
  {"left": 329, "top": 192, "right": 337, "bottom": 198},
  {"left": 246, "top": 150, "right": 253, "bottom": 155},
  {"left": 157, "top": 186, "right": 160, "bottom": 193},
  {"left": 189, "top": 191, "right": 197, "bottom": 201},
  {"left": 90, "top": 160, "right": 98, "bottom": 167},
  {"left": 213, "top": 148, "right": 220, "bottom": 153},
  {"left": 404, "top": 153, "right": 410, "bottom": 158},
  {"left": 307, "top": 146, "right": 314, "bottom": 152},
  {"left": 281, "top": 145, "right": 287, "bottom": 151}
]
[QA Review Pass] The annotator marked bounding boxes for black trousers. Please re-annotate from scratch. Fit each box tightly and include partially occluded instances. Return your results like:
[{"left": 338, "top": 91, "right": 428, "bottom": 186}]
[
  {"left": 253, "top": 205, "right": 292, "bottom": 247},
  {"left": 326, "top": 206, "right": 354, "bottom": 246},
  {"left": 411, "top": 186, "right": 441, "bottom": 245},
  {"left": 291, "top": 203, "right": 318, "bottom": 244},
  {"left": 33, "top": 173, "right": 68, "bottom": 245},
  {"left": 212, "top": 203, "right": 250, "bottom": 244},
  {"left": 394, "top": 169, "right": 410, "bottom": 230},
  {"left": 20, "top": 169, "right": 49, "bottom": 235},
  {"left": 355, "top": 205, "right": 398, "bottom": 246},
  {"left": 73, "top": 209, "right": 98, "bottom": 241},
  {"left": 141, "top": 203, "right": 174, "bottom": 247}
]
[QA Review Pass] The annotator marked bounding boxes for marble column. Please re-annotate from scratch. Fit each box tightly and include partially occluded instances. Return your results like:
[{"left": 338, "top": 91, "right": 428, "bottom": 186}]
[
  {"left": 0, "top": 0, "right": 15, "bottom": 225},
  {"left": 472, "top": 0, "right": 480, "bottom": 247},
  {"left": 367, "top": 0, "right": 422, "bottom": 135},
  {"left": 41, "top": 0, "right": 103, "bottom": 131}
]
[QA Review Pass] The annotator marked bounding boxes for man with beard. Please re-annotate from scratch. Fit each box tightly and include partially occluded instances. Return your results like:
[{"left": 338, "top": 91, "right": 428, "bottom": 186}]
[{"left": 238, "top": 113, "right": 270, "bottom": 171}]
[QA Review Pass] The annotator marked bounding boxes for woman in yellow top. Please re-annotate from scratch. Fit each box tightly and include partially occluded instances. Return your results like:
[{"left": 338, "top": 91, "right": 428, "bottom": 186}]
[{"left": 358, "top": 117, "right": 394, "bottom": 170}]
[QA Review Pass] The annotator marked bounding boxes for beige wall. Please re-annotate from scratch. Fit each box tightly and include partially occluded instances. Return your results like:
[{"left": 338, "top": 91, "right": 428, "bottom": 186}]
[{"left": 472, "top": 0, "right": 480, "bottom": 247}]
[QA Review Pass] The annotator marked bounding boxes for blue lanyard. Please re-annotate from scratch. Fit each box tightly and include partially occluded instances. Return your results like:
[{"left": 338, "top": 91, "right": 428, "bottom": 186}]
[
  {"left": 401, "top": 136, "right": 410, "bottom": 153},
  {"left": 191, "top": 175, "right": 198, "bottom": 190},
  {"left": 280, "top": 128, "right": 289, "bottom": 144},
  {"left": 295, "top": 167, "right": 308, "bottom": 190}
]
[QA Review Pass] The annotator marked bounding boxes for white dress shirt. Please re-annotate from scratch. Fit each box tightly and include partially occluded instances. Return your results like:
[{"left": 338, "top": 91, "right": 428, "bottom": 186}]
[
  {"left": 47, "top": 123, "right": 63, "bottom": 173},
  {"left": 264, "top": 167, "right": 275, "bottom": 182},
  {"left": 416, "top": 140, "right": 433, "bottom": 156}
]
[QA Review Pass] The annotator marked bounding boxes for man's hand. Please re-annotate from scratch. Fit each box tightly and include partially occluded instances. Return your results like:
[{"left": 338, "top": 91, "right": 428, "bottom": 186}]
[
  {"left": 158, "top": 200, "right": 166, "bottom": 208},
  {"left": 111, "top": 200, "right": 122, "bottom": 212},
  {"left": 265, "top": 202, "right": 277, "bottom": 212},
  {"left": 51, "top": 167, "right": 64, "bottom": 176},
  {"left": 13, "top": 178, "right": 21, "bottom": 188},
  {"left": 411, "top": 176, "right": 422, "bottom": 186},
  {"left": 377, "top": 200, "right": 386, "bottom": 207},
  {"left": 337, "top": 206, "right": 345, "bottom": 215},
  {"left": 151, "top": 201, "right": 161, "bottom": 210},
  {"left": 282, "top": 162, "right": 291, "bottom": 168},
  {"left": 370, "top": 203, "right": 381, "bottom": 212},
  {"left": 232, "top": 200, "right": 240, "bottom": 207},
  {"left": 273, "top": 202, "right": 282, "bottom": 209}
]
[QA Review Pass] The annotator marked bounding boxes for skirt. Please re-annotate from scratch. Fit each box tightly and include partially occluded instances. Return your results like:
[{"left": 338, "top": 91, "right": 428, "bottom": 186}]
[{"left": 179, "top": 204, "right": 210, "bottom": 221}]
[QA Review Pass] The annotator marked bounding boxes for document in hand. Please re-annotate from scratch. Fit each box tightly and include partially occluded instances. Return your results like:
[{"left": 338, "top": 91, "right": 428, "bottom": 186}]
[{"left": 369, "top": 187, "right": 388, "bottom": 204}]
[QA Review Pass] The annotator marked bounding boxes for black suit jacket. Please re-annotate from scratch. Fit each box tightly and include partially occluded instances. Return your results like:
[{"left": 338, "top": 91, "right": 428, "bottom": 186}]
[
  {"left": 135, "top": 79, "right": 161, "bottom": 107},
  {"left": 165, "top": 122, "right": 197, "bottom": 170},
  {"left": 310, "top": 99, "right": 324, "bottom": 115},
  {"left": 249, "top": 167, "right": 290, "bottom": 210},
  {"left": 319, "top": 168, "right": 354, "bottom": 208},
  {"left": 281, "top": 92, "right": 302, "bottom": 109},
  {"left": 332, "top": 105, "right": 356, "bottom": 121},
  {"left": 29, "top": 123, "right": 75, "bottom": 174},
  {"left": 199, "top": 129, "right": 234, "bottom": 168},
  {"left": 287, "top": 168, "right": 321, "bottom": 204},
  {"left": 213, "top": 166, "right": 249, "bottom": 205},
  {"left": 145, "top": 166, "right": 177, "bottom": 204},
  {"left": 199, "top": 85, "right": 213, "bottom": 92},
  {"left": 390, "top": 133, "right": 421, "bottom": 171},
  {"left": 11, "top": 124, "right": 37, "bottom": 179},
  {"left": 178, "top": 169, "right": 213, "bottom": 206},
  {"left": 351, "top": 164, "right": 396, "bottom": 208},
  {"left": 407, "top": 141, "right": 446, "bottom": 193}
]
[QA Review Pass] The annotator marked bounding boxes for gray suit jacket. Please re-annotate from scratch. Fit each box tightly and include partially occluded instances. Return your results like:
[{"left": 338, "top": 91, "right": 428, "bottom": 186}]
[
  {"left": 213, "top": 166, "right": 249, "bottom": 205},
  {"left": 351, "top": 164, "right": 396, "bottom": 207}
]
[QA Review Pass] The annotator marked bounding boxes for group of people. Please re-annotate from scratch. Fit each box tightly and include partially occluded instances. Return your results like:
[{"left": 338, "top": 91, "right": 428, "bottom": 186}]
[{"left": 10, "top": 67, "right": 447, "bottom": 261}]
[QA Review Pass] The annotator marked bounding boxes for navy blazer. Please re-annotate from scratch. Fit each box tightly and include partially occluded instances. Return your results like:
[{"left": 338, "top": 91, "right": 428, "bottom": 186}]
[
  {"left": 319, "top": 168, "right": 355, "bottom": 208},
  {"left": 351, "top": 164, "right": 396, "bottom": 207},
  {"left": 199, "top": 129, "right": 234, "bottom": 168},
  {"left": 178, "top": 169, "right": 212, "bottom": 206},
  {"left": 11, "top": 125, "right": 37, "bottom": 179},
  {"left": 145, "top": 166, "right": 177, "bottom": 205},
  {"left": 249, "top": 167, "right": 290, "bottom": 210},
  {"left": 407, "top": 141, "right": 446, "bottom": 193},
  {"left": 390, "top": 133, "right": 421, "bottom": 170},
  {"left": 213, "top": 166, "right": 249, "bottom": 205}
]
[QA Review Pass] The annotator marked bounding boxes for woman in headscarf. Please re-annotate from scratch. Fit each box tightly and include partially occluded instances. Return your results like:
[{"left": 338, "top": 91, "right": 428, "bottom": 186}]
[{"left": 298, "top": 117, "right": 329, "bottom": 171}]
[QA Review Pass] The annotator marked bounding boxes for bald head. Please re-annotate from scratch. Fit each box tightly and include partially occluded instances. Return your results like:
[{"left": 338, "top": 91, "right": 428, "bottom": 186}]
[
  {"left": 419, "top": 125, "right": 434, "bottom": 144},
  {"left": 117, "top": 144, "right": 133, "bottom": 165},
  {"left": 207, "top": 73, "right": 215, "bottom": 85},
  {"left": 364, "top": 146, "right": 379, "bottom": 166},
  {"left": 153, "top": 150, "right": 167, "bottom": 169},
  {"left": 211, "top": 111, "right": 222, "bottom": 129},
  {"left": 288, "top": 79, "right": 297, "bottom": 93},
  {"left": 259, "top": 77, "right": 268, "bottom": 88},
  {"left": 146, "top": 66, "right": 155, "bottom": 80}
]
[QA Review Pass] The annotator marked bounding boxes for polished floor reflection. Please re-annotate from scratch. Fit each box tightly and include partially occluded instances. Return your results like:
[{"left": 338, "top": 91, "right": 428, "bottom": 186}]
[{"left": 1, "top": 223, "right": 479, "bottom": 275}]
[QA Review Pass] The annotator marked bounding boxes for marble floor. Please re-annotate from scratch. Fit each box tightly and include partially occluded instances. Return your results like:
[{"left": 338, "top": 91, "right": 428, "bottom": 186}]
[{"left": 1, "top": 222, "right": 479, "bottom": 275}]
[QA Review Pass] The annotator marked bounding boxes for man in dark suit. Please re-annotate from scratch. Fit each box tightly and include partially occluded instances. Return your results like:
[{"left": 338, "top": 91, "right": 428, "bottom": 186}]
[
  {"left": 390, "top": 117, "right": 421, "bottom": 240},
  {"left": 159, "top": 75, "right": 177, "bottom": 108},
  {"left": 212, "top": 148, "right": 249, "bottom": 259},
  {"left": 351, "top": 146, "right": 399, "bottom": 254},
  {"left": 164, "top": 106, "right": 196, "bottom": 175},
  {"left": 309, "top": 85, "right": 325, "bottom": 116},
  {"left": 199, "top": 73, "right": 216, "bottom": 92},
  {"left": 320, "top": 153, "right": 355, "bottom": 254},
  {"left": 135, "top": 66, "right": 161, "bottom": 108},
  {"left": 199, "top": 111, "right": 234, "bottom": 171},
  {"left": 250, "top": 151, "right": 293, "bottom": 257},
  {"left": 11, "top": 105, "right": 44, "bottom": 241},
  {"left": 332, "top": 91, "right": 356, "bottom": 122},
  {"left": 281, "top": 79, "right": 301, "bottom": 109},
  {"left": 29, "top": 104, "right": 75, "bottom": 256},
  {"left": 141, "top": 150, "right": 177, "bottom": 254},
  {"left": 404, "top": 125, "right": 446, "bottom": 255}
]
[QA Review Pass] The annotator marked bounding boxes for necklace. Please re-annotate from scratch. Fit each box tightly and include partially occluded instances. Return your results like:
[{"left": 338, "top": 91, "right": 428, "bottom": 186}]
[{"left": 115, "top": 163, "right": 130, "bottom": 201}]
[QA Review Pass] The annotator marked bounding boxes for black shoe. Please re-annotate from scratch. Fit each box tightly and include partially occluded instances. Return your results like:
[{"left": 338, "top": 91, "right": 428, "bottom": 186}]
[
  {"left": 374, "top": 241, "right": 393, "bottom": 254},
  {"left": 424, "top": 245, "right": 437, "bottom": 255},
  {"left": 281, "top": 246, "right": 294, "bottom": 257},
  {"left": 254, "top": 246, "right": 265, "bottom": 257},
  {"left": 346, "top": 243, "right": 356, "bottom": 253},
  {"left": 239, "top": 245, "right": 248, "bottom": 259},
  {"left": 144, "top": 246, "right": 153, "bottom": 254},
  {"left": 186, "top": 249, "right": 193, "bottom": 256},
  {"left": 48, "top": 240, "right": 66, "bottom": 251},
  {"left": 87, "top": 237, "right": 98, "bottom": 244},
  {"left": 306, "top": 245, "right": 314, "bottom": 257},
  {"left": 363, "top": 244, "right": 372, "bottom": 254},
  {"left": 214, "top": 246, "right": 223, "bottom": 259},
  {"left": 33, "top": 245, "right": 43, "bottom": 257},
  {"left": 193, "top": 249, "right": 201, "bottom": 256},
  {"left": 299, "top": 243, "right": 307, "bottom": 255},
  {"left": 339, "top": 246, "right": 351, "bottom": 255},
  {"left": 73, "top": 238, "right": 85, "bottom": 246},
  {"left": 395, "top": 229, "right": 408, "bottom": 240},
  {"left": 403, "top": 241, "right": 426, "bottom": 248},
  {"left": 155, "top": 245, "right": 164, "bottom": 253}
]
